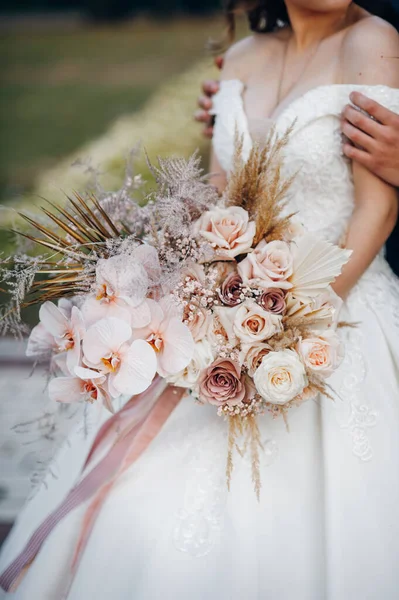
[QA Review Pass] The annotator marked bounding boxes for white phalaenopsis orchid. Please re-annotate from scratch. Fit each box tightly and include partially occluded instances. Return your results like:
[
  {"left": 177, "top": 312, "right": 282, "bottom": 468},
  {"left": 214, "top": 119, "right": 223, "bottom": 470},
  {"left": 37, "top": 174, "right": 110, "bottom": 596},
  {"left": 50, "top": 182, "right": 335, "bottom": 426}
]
[
  {"left": 48, "top": 366, "right": 113, "bottom": 412},
  {"left": 27, "top": 301, "right": 85, "bottom": 374},
  {"left": 82, "top": 317, "right": 157, "bottom": 398},
  {"left": 81, "top": 253, "right": 153, "bottom": 328},
  {"left": 133, "top": 299, "right": 194, "bottom": 378}
]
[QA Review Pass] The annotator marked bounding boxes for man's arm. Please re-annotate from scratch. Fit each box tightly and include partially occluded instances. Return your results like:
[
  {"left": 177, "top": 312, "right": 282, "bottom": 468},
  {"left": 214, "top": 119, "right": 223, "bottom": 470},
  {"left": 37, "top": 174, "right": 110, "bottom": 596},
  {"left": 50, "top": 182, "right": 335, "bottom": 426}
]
[{"left": 342, "top": 92, "right": 399, "bottom": 187}]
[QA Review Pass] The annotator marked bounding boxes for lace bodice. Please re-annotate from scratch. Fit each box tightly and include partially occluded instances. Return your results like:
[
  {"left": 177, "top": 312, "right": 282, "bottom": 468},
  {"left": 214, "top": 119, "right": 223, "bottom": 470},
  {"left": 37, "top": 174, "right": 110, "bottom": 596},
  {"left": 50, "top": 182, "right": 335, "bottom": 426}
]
[{"left": 212, "top": 81, "right": 399, "bottom": 244}]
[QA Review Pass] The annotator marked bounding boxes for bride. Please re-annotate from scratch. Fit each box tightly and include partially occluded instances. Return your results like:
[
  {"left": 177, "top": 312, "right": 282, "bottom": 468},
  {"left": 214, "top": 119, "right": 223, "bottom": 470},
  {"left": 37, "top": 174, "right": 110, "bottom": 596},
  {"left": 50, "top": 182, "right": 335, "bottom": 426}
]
[{"left": 1, "top": 1, "right": 399, "bottom": 599}]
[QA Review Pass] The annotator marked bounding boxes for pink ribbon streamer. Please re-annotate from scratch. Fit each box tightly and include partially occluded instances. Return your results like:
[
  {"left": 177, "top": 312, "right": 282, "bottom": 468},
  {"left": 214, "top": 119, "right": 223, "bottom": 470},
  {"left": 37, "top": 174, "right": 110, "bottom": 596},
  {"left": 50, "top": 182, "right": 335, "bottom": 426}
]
[{"left": 0, "top": 379, "right": 185, "bottom": 593}]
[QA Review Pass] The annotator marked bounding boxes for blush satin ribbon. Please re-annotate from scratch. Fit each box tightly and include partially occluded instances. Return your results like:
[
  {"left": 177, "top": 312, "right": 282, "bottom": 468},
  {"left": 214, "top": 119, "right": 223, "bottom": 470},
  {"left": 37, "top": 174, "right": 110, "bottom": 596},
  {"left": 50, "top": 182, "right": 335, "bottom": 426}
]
[{"left": 0, "top": 378, "right": 185, "bottom": 594}]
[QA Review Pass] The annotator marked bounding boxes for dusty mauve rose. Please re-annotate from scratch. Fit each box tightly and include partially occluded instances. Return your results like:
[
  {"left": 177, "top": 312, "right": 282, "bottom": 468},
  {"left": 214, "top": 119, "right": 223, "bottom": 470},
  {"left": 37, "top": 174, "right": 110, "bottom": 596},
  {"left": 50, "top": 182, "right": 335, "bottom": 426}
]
[
  {"left": 258, "top": 288, "right": 286, "bottom": 315},
  {"left": 198, "top": 358, "right": 246, "bottom": 407},
  {"left": 193, "top": 206, "right": 256, "bottom": 259},
  {"left": 238, "top": 239, "right": 293, "bottom": 290},
  {"left": 297, "top": 330, "right": 344, "bottom": 377},
  {"left": 219, "top": 272, "right": 244, "bottom": 307}
]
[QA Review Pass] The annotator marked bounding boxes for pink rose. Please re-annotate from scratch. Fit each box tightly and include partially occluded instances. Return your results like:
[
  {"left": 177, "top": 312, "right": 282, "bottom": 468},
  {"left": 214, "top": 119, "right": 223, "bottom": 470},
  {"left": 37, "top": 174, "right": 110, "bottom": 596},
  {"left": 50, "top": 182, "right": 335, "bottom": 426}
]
[
  {"left": 297, "top": 331, "right": 344, "bottom": 377},
  {"left": 238, "top": 239, "right": 293, "bottom": 290},
  {"left": 193, "top": 206, "right": 256, "bottom": 258},
  {"left": 184, "top": 302, "right": 211, "bottom": 342},
  {"left": 240, "top": 343, "right": 272, "bottom": 377},
  {"left": 258, "top": 288, "right": 286, "bottom": 315},
  {"left": 198, "top": 358, "right": 247, "bottom": 407},
  {"left": 233, "top": 300, "right": 283, "bottom": 343}
]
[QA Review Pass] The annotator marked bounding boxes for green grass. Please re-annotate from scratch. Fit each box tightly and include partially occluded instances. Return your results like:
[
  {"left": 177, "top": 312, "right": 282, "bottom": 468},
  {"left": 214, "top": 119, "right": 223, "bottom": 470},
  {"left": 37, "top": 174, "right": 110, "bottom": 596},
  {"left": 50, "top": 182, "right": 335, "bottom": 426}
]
[{"left": 0, "top": 16, "right": 225, "bottom": 205}]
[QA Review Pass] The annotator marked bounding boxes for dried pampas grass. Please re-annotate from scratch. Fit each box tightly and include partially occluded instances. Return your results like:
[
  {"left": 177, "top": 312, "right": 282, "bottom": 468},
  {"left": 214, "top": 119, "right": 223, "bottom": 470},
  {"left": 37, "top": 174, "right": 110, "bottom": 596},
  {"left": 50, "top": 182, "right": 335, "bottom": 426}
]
[{"left": 223, "top": 125, "right": 296, "bottom": 245}]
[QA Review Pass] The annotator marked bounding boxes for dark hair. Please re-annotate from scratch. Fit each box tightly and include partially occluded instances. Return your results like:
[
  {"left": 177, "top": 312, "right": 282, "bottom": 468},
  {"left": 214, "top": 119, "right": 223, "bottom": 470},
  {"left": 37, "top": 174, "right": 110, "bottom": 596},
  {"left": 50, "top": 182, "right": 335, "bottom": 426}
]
[{"left": 224, "top": 0, "right": 399, "bottom": 40}]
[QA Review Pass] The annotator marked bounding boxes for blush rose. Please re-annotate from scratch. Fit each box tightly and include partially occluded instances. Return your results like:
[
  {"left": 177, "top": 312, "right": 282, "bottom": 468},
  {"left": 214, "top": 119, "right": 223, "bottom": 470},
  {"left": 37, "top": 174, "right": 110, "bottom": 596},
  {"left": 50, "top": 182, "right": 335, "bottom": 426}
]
[
  {"left": 193, "top": 206, "right": 256, "bottom": 258},
  {"left": 238, "top": 239, "right": 293, "bottom": 290}
]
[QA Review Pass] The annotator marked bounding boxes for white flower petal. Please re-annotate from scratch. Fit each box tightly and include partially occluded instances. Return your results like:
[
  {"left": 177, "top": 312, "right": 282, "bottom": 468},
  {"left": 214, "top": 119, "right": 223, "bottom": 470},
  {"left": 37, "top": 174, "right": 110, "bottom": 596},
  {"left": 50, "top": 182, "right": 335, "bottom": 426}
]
[
  {"left": 113, "top": 340, "right": 157, "bottom": 395},
  {"left": 130, "top": 300, "right": 152, "bottom": 328},
  {"left": 158, "top": 318, "right": 194, "bottom": 376},
  {"left": 83, "top": 317, "right": 132, "bottom": 364},
  {"left": 74, "top": 366, "right": 105, "bottom": 380},
  {"left": 39, "top": 301, "right": 69, "bottom": 337},
  {"left": 48, "top": 376, "right": 83, "bottom": 403},
  {"left": 26, "top": 323, "right": 55, "bottom": 357}
]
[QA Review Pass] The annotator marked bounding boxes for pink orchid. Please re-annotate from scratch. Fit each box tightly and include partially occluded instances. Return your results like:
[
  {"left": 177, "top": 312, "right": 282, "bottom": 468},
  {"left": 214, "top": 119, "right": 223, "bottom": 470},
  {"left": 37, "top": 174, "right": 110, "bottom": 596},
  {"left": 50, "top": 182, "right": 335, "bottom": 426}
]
[
  {"left": 48, "top": 366, "right": 113, "bottom": 412},
  {"left": 81, "top": 254, "right": 152, "bottom": 328},
  {"left": 26, "top": 301, "right": 85, "bottom": 374},
  {"left": 82, "top": 317, "right": 157, "bottom": 397},
  {"left": 133, "top": 299, "right": 194, "bottom": 378}
]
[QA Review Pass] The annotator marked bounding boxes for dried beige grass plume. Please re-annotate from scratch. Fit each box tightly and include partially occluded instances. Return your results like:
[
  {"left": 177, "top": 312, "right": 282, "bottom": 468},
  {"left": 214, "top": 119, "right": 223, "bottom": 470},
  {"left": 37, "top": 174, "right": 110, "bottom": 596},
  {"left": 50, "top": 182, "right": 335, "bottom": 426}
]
[{"left": 223, "top": 124, "right": 296, "bottom": 245}]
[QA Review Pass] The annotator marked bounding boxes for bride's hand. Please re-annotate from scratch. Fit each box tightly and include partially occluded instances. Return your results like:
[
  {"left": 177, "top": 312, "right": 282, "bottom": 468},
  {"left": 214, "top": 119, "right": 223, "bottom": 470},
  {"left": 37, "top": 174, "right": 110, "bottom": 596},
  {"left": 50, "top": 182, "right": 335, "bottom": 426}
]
[
  {"left": 194, "top": 56, "right": 224, "bottom": 138},
  {"left": 341, "top": 92, "right": 399, "bottom": 187}
]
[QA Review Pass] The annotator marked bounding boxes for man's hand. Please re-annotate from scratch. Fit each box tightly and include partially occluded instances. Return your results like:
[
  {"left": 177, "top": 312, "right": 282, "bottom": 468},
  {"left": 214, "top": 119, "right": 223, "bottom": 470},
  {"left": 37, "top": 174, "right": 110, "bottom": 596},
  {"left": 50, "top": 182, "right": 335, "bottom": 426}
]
[
  {"left": 342, "top": 92, "right": 399, "bottom": 187},
  {"left": 195, "top": 56, "right": 223, "bottom": 138}
]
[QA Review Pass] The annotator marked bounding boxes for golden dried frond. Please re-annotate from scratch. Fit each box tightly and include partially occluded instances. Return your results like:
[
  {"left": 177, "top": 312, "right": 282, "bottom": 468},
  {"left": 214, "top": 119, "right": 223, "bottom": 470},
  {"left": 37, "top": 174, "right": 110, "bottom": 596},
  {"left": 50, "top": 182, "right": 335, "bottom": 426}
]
[
  {"left": 307, "top": 373, "right": 335, "bottom": 401},
  {"left": 226, "top": 416, "right": 239, "bottom": 491},
  {"left": 267, "top": 325, "right": 306, "bottom": 352},
  {"left": 226, "top": 415, "right": 263, "bottom": 500},
  {"left": 283, "top": 314, "right": 327, "bottom": 334},
  {"left": 247, "top": 415, "right": 262, "bottom": 501},
  {"left": 13, "top": 193, "right": 127, "bottom": 306},
  {"left": 224, "top": 125, "right": 296, "bottom": 245},
  {"left": 337, "top": 320, "right": 358, "bottom": 329}
]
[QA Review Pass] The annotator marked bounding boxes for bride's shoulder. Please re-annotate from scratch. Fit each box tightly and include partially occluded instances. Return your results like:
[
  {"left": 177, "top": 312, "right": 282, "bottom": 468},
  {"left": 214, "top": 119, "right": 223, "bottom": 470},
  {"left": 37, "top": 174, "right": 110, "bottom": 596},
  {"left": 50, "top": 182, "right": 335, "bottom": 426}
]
[
  {"left": 221, "top": 30, "right": 285, "bottom": 83},
  {"left": 341, "top": 16, "right": 399, "bottom": 86}
]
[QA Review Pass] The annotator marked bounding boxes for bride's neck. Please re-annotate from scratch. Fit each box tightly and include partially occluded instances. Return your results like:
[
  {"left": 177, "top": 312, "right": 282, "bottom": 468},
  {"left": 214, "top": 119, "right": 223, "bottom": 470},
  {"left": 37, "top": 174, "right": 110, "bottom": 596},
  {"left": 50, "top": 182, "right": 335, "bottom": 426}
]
[{"left": 284, "top": 2, "right": 360, "bottom": 50}]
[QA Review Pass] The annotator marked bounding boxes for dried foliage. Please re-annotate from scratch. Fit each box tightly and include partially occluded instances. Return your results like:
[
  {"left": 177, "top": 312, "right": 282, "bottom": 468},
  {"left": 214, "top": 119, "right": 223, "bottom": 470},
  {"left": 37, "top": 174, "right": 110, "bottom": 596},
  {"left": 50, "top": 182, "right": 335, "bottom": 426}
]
[
  {"left": 226, "top": 414, "right": 263, "bottom": 501},
  {"left": 148, "top": 151, "right": 219, "bottom": 238},
  {"left": 0, "top": 152, "right": 220, "bottom": 331},
  {"left": 223, "top": 125, "right": 296, "bottom": 245}
]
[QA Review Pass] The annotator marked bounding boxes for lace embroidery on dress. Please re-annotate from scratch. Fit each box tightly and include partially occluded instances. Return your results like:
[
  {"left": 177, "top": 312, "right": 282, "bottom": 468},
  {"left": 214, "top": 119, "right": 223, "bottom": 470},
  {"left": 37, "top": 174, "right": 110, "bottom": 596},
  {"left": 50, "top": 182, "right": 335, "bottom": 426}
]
[
  {"left": 337, "top": 322, "right": 377, "bottom": 462},
  {"left": 167, "top": 419, "right": 228, "bottom": 557}
]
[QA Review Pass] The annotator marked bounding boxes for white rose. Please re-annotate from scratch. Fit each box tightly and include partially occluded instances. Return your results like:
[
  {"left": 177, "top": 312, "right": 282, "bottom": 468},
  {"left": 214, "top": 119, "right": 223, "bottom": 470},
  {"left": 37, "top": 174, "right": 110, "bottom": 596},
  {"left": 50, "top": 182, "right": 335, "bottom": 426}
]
[
  {"left": 193, "top": 206, "right": 256, "bottom": 258},
  {"left": 233, "top": 300, "right": 283, "bottom": 344},
  {"left": 297, "top": 330, "right": 344, "bottom": 377},
  {"left": 254, "top": 349, "right": 308, "bottom": 405},
  {"left": 167, "top": 339, "right": 215, "bottom": 389}
]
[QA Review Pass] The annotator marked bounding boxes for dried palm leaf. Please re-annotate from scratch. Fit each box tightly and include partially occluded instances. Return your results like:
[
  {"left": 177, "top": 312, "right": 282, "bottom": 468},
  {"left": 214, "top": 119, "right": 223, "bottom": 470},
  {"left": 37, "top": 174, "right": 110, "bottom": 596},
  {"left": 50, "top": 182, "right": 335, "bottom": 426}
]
[{"left": 4, "top": 192, "right": 127, "bottom": 311}]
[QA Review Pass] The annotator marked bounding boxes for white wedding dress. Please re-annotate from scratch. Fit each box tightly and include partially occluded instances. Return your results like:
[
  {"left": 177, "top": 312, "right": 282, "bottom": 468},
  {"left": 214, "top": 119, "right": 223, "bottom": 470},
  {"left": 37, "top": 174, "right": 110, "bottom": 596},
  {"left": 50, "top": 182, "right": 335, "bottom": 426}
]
[{"left": 1, "top": 82, "right": 399, "bottom": 600}]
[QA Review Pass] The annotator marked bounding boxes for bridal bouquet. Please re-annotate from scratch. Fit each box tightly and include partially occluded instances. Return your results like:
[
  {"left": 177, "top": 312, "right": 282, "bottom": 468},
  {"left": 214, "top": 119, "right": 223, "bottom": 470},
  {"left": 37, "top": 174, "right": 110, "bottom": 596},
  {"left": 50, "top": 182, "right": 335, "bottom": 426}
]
[{"left": 0, "top": 133, "right": 351, "bottom": 495}]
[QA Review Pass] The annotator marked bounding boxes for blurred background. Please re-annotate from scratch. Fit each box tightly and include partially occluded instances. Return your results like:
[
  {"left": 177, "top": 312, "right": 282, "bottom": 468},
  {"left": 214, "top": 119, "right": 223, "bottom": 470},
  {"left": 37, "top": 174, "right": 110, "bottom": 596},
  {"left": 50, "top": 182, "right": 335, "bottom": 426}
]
[
  {"left": 0, "top": 0, "right": 246, "bottom": 544},
  {"left": 0, "top": 0, "right": 398, "bottom": 544}
]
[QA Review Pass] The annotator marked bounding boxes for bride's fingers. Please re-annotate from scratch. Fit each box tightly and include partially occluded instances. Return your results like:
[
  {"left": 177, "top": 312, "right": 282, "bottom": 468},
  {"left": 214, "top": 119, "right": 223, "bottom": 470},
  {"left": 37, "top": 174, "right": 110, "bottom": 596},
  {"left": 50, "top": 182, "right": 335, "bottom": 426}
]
[
  {"left": 342, "top": 104, "right": 381, "bottom": 139},
  {"left": 341, "top": 120, "right": 376, "bottom": 152},
  {"left": 198, "top": 94, "right": 213, "bottom": 111},
  {"left": 349, "top": 92, "right": 394, "bottom": 126},
  {"left": 202, "top": 79, "right": 220, "bottom": 97},
  {"left": 342, "top": 142, "right": 373, "bottom": 169}
]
